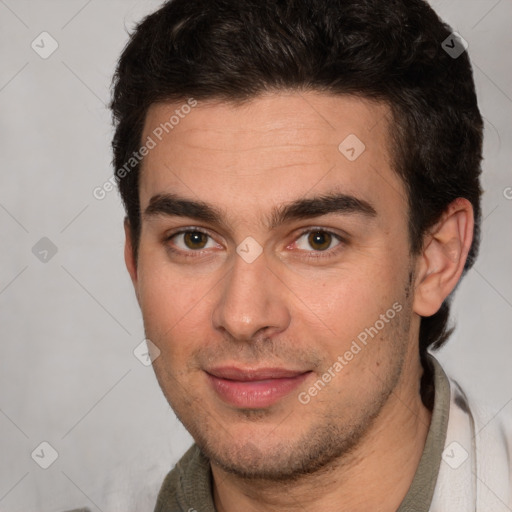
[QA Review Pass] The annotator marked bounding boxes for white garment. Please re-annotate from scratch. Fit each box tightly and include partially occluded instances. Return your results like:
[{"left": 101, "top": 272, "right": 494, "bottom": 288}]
[{"left": 430, "top": 362, "right": 512, "bottom": 511}]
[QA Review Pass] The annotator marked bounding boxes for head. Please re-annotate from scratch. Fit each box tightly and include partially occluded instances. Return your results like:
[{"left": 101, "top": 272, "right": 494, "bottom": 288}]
[{"left": 110, "top": 0, "right": 482, "bottom": 480}]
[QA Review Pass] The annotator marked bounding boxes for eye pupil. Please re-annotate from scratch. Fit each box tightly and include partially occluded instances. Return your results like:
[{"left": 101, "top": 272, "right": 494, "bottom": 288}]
[
  {"left": 308, "top": 231, "right": 332, "bottom": 251},
  {"left": 184, "top": 231, "right": 207, "bottom": 249}
]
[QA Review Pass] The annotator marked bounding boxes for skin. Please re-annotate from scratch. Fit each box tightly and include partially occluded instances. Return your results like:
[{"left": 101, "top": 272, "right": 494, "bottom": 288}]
[{"left": 124, "top": 92, "right": 474, "bottom": 512}]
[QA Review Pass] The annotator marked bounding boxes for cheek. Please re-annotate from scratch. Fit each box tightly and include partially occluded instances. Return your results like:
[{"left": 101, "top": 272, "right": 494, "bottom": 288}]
[
  {"left": 295, "top": 267, "right": 410, "bottom": 382},
  {"left": 136, "top": 258, "right": 217, "bottom": 360},
  {"left": 288, "top": 260, "right": 402, "bottom": 333},
  {"left": 137, "top": 264, "right": 186, "bottom": 337}
]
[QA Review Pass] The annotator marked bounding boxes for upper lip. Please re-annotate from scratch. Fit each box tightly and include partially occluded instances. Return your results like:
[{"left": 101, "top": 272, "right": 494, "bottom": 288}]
[{"left": 206, "top": 366, "right": 310, "bottom": 381}]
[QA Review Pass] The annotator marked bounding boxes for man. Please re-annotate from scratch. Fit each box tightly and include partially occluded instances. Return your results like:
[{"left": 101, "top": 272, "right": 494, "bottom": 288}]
[{"left": 73, "top": 0, "right": 511, "bottom": 510}]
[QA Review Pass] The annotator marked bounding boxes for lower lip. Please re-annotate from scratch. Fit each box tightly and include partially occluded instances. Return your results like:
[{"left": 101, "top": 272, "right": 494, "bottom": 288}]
[{"left": 206, "top": 372, "right": 311, "bottom": 408}]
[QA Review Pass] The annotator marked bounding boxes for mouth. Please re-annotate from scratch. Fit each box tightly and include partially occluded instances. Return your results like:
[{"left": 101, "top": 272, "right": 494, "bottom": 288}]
[{"left": 205, "top": 366, "right": 313, "bottom": 408}]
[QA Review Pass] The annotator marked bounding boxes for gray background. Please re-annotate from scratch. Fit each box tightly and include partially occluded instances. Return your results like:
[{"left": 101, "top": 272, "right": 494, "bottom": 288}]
[{"left": 0, "top": 0, "right": 511, "bottom": 511}]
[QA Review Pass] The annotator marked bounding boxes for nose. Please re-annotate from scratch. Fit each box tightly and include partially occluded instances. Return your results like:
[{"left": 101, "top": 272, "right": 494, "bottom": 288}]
[{"left": 212, "top": 250, "right": 291, "bottom": 342}]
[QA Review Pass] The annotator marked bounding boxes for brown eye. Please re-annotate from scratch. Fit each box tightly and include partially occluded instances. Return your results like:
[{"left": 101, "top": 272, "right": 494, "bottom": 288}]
[
  {"left": 183, "top": 231, "right": 209, "bottom": 249},
  {"left": 307, "top": 231, "right": 333, "bottom": 251}
]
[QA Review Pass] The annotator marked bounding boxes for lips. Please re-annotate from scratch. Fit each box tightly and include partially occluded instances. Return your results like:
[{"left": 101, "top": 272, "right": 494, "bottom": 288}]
[
  {"left": 205, "top": 366, "right": 312, "bottom": 408},
  {"left": 207, "top": 366, "right": 307, "bottom": 381}
]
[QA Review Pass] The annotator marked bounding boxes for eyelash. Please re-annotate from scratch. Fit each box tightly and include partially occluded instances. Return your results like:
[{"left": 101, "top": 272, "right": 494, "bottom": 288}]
[
  {"left": 164, "top": 227, "right": 217, "bottom": 259},
  {"left": 290, "top": 228, "right": 345, "bottom": 260},
  {"left": 163, "top": 227, "right": 346, "bottom": 260}
]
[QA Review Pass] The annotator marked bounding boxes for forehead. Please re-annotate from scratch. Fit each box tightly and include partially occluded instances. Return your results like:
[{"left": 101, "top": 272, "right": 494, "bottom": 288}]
[{"left": 138, "top": 92, "right": 406, "bottom": 220}]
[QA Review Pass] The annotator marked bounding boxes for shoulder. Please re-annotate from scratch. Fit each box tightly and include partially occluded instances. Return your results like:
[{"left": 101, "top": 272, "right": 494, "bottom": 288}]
[
  {"left": 436, "top": 359, "right": 512, "bottom": 509},
  {"left": 154, "top": 444, "right": 212, "bottom": 512},
  {"left": 60, "top": 441, "right": 185, "bottom": 512}
]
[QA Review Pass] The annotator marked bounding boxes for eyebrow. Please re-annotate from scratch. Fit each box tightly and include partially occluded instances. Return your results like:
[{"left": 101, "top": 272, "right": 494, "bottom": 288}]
[{"left": 143, "top": 191, "right": 377, "bottom": 230}]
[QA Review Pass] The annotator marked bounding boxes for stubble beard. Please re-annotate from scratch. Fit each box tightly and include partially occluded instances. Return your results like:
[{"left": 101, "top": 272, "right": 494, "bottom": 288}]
[
  {"left": 150, "top": 272, "right": 415, "bottom": 483},
  {"left": 160, "top": 323, "right": 410, "bottom": 482}
]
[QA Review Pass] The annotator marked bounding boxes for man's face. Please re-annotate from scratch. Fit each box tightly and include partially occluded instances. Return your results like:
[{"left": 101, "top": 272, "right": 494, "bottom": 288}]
[{"left": 129, "top": 92, "right": 421, "bottom": 479}]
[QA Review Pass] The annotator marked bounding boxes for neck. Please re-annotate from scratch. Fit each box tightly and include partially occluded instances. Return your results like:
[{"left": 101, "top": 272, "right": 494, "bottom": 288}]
[{"left": 211, "top": 355, "right": 432, "bottom": 512}]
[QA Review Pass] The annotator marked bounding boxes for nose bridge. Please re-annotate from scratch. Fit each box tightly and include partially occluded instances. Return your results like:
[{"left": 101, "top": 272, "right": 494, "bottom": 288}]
[{"left": 212, "top": 251, "right": 290, "bottom": 340}]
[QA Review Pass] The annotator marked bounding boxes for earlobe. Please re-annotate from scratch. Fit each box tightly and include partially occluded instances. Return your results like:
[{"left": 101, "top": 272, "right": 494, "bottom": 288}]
[
  {"left": 413, "top": 198, "right": 474, "bottom": 317},
  {"left": 124, "top": 218, "right": 138, "bottom": 287}
]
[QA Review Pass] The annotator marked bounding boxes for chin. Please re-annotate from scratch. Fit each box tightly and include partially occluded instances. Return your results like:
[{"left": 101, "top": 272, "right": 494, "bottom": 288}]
[{"left": 195, "top": 417, "right": 367, "bottom": 482}]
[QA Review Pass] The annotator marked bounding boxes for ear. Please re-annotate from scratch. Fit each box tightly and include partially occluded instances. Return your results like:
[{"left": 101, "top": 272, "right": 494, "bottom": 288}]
[
  {"left": 124, "top": 217, "right": 138, "bottom": 288},
  {"left": 413, "top": 198, "right": 474, "bottom": 317}
]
